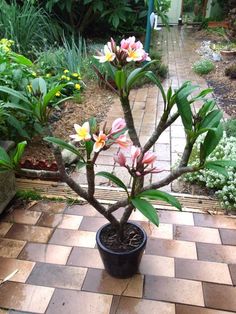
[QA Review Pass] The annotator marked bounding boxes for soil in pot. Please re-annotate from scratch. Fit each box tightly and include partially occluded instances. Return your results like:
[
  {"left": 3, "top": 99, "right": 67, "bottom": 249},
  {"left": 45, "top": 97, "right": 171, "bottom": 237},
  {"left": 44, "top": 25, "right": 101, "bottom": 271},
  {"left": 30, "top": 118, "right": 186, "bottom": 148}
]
[{"left": 96, "top": 222, "right": 147, "bottom": 278}]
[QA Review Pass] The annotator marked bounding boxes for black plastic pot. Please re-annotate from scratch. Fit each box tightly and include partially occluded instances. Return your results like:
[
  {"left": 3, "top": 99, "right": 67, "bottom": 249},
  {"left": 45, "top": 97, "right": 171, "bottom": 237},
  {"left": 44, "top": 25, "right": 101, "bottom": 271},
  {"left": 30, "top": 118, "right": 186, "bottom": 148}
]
[{"left": 96, "top": 222, "right": 147, "bottom": 278}]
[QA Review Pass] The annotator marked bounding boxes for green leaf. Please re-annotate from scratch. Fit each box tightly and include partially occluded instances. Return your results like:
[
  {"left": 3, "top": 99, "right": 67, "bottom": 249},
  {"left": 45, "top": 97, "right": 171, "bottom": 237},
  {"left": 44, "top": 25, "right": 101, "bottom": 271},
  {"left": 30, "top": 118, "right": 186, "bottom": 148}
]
[
  {"left": 31, "top": 77, "right": 47, "bottom": 96},
  {"left": 115, "top": 70, "right": 126, "bottom": 90},
  {"left": 4, "top": 102, "right": 32, "bottom": 113},
  {"left": 197, "top": 100, "right": 216, "bottom": 118},
  {"left": 175, "top": 83, "right": 197, "bottom": 130},
  {"left": 0, "top": 146, "right": 11, "bottom": 164},
  {"left": 7, "top": 116, "right": 30, "bottom": 139},
  {"left": 44, "top": 137, "right": 84, "bottom": 161},
  {"left": 13, "top": 141, "right": 27, "bottom": 166},
  {"left": 43, "top": 85, "right": 65, "bottom": 106},
  {"left": 137, "top": 189, "right": 182, "bottom": 210},
  {"left": 85, "top": 140, "right": 94, "bottom": 158},
  {"left": 0, "top": 86, "right": 30, "bottom": 104},
  {"left": 201, "top": 124, "right": 223, "bottom": 160},
  {"left": 199, "top": 110, "right": 222, "bottom": 130},
  {"left": 206, "top": 160, "right": 236, "bottom": 168},
  {"left": 191, "top": 88, "right": 213, "bottom": 102},
  {"left": 131, "top": 198, "right": 159, "bottom": 226},
  {"left": 204, "top": 163, "right": 228, "bottom": 177},
  {"left": 10, "top": 52, "right": 33, "bottom": 66},
  {"left": 144, "top": 71, "right": 166, "bottom": 105},
  {"left": 96, "top": 171, "right": 129, "bottom": 194},
  {"left": 89, "top": 117, "right": 97, "bottom": 134}
]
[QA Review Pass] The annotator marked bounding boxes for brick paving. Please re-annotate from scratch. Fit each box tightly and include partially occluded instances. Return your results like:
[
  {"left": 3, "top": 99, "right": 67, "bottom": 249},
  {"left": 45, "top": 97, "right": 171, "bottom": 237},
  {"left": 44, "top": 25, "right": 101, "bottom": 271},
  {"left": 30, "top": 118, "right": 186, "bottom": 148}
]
[{"left": 0, "top": 200, "right": 235, "bottom": 313}]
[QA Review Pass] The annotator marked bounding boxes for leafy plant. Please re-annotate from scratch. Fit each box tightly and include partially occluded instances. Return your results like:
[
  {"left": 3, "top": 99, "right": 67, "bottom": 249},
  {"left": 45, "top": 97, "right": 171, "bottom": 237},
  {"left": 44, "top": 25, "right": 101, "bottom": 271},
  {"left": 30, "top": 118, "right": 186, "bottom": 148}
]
[
  {"left": 223, "top": 119, "right": 236, "bottom": 137},
  {"left": 0, "top": 141, "right": 27, "bottom": 172},
  {"left": 0, "top": 0, "right": 61, "bottom": 58},
  {"left": 193, "top": 59, "right": 215, "bottom": 75},
  {"left": 184, "top": 134, "right": 236, "bottom": 211}
]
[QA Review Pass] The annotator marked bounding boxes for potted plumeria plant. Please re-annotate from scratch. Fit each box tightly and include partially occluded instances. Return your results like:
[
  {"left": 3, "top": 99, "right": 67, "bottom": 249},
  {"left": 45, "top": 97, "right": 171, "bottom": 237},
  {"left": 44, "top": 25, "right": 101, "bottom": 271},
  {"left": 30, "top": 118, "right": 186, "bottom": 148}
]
[{"left": 1, "top": 37, "right": 235, "bottom": 278}]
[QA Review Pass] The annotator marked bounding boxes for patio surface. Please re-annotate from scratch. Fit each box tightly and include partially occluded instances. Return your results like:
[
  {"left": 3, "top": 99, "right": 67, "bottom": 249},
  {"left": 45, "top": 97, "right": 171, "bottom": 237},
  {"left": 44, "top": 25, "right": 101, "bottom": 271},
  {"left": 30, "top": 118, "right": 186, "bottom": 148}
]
[
  {"left": 0, "top": 200, "right": 236, "bottom": 313},
  {"left": 0, "top": 27, "right": 236, "bottom": 313}
]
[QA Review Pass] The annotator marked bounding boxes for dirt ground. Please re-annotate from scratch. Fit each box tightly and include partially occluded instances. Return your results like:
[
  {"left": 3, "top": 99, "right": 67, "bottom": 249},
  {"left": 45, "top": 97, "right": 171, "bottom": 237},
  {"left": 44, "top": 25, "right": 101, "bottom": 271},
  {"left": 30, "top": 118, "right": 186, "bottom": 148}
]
[{"left": 21, "top": 82, "right": 115, "bottom": 169}]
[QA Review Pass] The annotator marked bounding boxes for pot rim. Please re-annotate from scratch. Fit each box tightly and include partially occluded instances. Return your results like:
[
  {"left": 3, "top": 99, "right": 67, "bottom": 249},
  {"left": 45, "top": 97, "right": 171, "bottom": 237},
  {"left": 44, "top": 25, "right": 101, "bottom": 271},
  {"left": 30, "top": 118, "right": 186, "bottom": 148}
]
[{"left": 96, "top": 221, "right": 147, "bottom": 256}]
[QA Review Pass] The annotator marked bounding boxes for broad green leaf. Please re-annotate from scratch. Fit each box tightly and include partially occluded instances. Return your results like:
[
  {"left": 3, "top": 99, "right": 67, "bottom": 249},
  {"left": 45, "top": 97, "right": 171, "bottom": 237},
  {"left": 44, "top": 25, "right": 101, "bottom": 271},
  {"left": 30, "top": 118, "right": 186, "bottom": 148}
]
[
  {"left": 85, "top": 140, "right": 94, "bottom": 158},
  {"left": 0, "top": 146, "right": 11, "bottom": 164},
  {"left": 44, "top": 137, "right": 85, "bottom": 161},
  {"left": 167, "top": 86, "right": 172, "bottom": 105},
  {"left": 0, "top": 86, "right": 30, "bottom": 104},
  {"left": 43, "top": 84, "right": 65, "bottom": 106},
  {"left": 197, "top": 100, "right": 216, "bottom": 118},
  {"left": 144, "top": 71, "right": 166, "bottom": 105},
  {"left": 204, "top": 163, "right": 228, "bottom": 177},
  {"left": 190, "top": 88, "right": 213, "bottom": 102},
  {"left": 31, "top": 77, "right": 47, "bottom": 97},
  {"left": 131, "top": 198, "right": 159, "bottom": 226},
  {"left": 4, "top": 102, "right": 32, "bottom": 113},
  {"left": 199, "top": 110, "right": 222, "bottom": 130},
  {"left": 13, "top": 141, "right": 27, "bottom": 166},
  {"left": 206, "top": 160, "right": 236, "bottom": 168},
  {"left": 137, "top": 189, "right": 182, "bottom": 210},
  {"left": 96, "top": 171, "right": 128, "bottom": 194},
  {"left": 115, "top": 70, "right": 126, "bottom": 90},
  {"left": 10, "top": 52, "right": 33, "bottom": 66},
  {"left": 175, "top": 84, "right": 197, "bottom": 130},
  {"left": 7, "top": 116, "right": 30, "bottom": 139},
  {"left": 201, "top": 124, "right": 223, "bottom": 161}
]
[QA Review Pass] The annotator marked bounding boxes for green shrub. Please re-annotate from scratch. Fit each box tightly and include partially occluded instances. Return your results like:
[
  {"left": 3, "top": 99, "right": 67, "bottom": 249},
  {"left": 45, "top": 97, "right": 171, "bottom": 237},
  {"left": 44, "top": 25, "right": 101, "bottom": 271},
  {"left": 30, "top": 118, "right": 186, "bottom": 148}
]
[
  {"left": 223, "top": 119, "right": 236, "bottom": 137},
  {"left": 184, "top": 134, "right": 236, "bottom": 211},
  {"left": 193, "top": 59, "right": 215, "bottom": 75},
  {"left": 225, "top": 64, "right": 236, "bottom": 79}
]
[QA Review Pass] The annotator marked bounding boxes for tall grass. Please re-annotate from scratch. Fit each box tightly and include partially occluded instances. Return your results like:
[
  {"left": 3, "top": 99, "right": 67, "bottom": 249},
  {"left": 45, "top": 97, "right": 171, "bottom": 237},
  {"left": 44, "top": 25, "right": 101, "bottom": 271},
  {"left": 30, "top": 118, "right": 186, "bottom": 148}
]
[{"left": 0, "top": 0, "right": 61, "bottom": 58}]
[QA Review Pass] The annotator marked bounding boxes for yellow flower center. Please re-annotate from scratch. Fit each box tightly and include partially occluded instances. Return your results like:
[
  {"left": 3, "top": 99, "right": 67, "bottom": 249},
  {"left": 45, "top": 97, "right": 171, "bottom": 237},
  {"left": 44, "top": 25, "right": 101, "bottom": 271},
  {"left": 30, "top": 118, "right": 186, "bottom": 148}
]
[{"left": 78, "top": 127, "right": 89, "bottom": 139}]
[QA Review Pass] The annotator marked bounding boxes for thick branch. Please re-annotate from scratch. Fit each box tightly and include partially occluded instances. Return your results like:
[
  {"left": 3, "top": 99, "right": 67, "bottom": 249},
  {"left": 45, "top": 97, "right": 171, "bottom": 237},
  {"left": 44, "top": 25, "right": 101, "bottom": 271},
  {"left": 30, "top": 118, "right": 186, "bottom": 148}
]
[
  {"left": 120, "top": 95, "right": 140, "bottom": 147},
  {"left": 86, "top": 163, "right": 95, "bottom": 197}
]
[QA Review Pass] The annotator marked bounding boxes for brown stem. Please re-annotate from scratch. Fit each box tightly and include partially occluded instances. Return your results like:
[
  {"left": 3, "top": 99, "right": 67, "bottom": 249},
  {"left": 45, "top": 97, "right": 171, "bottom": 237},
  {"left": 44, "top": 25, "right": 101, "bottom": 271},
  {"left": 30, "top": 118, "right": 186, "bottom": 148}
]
[
  {"left": 120, "top": 95, "right": 140, "bottom": 147},
  {"left": 86, "top": 162, "right": 95, "bottom": 197}
]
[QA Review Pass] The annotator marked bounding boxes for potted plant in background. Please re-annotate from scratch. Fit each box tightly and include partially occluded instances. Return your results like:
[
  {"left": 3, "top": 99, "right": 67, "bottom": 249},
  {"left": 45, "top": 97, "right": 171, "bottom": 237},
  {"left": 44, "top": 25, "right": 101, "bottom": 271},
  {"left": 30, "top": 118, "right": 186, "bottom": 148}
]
[{"left": 1, "top": 36, "right": 235, "bottom": 278}]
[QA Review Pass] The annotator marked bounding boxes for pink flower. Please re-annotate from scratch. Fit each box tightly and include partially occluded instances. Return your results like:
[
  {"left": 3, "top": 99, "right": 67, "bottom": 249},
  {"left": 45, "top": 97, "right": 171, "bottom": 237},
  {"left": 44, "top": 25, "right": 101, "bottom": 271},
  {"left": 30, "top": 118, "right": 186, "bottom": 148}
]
[
  {"left": 94, "top": 44, "right": 116, "bottom": 63},
  {"left": 120, "top": 36, "right": 136, "bottom": 50},
  {"left": 140, "top": 51, "right": 151, "bottom": 62},
  {"left": 131, "top": 146, "right": 141, "bottom": 163},
  {"left": 115, "top": 130, "right": 130, "bottom": 149},
  {"left": 114, "top": 151, "right": 126, "bottom": 166},
  {"left": 142, "top": 151, "right": 157, "bottom": 165},
  {"left": 111, "top": 118, "right": 126, "bottom": 134},
  {"left": 93, "top": 131, "right": 108, "bottom": 152}
]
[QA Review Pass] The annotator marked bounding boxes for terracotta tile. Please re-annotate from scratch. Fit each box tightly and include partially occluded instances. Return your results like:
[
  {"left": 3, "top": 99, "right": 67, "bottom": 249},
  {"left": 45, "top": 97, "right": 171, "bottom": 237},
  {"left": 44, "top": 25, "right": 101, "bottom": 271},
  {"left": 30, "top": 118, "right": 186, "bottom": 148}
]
[
  {"left": 82, "top": 269, "right": 143, "bottom": 297},
  {"left": 38, "top": 212, "right": 83, "bottom": 229},
  {"left": 65, "top": 203, "right": 102, "bottom": 217},
  {"left": 144, "top": 275, "right": 204, "bottom": 306},
  {"left": 0, "top": 282, "right": 54, "bottom": 313},
  {"left": 67, "top": 247, "right": 104, "bottom": 269},
  {"left": 194, "top": 213, "right": 236, "bottom": 229},
  {"left": 30, "top": 201, "right": 66, "bottom": 213},
  {"left": 19, "top": 243, "right": 71, "bottom": 264},
  {"left": 6, "top": 224, "right": 53, "bottom": 243},
  {"left": 110, "top": 296, "right": 175, "bottom": 314},
  {"left": 175, "top": 258, "right": 232, "bottom": 284},
  {"left": 197, "top": 243, "right": 236, "bottom": 264},
  {"left": 176, "top": 304, "right": 232, "bottom": 314},
  {"left": 146, "top": 237, "right": 197, "bottom": 259},
  {"left": 2, "top": 209, "right": 41, "bottom": 225},
  {"left": 0, "top": 257, "right": 35, "bottom": 283},
  {"left": 229, "top": 264, "right": 236, "bottom": 285},
  {"left": 136, "top": 221, "right": 173, "bottom": 239},
  {"left": 0, "top": 238, "right": 25, "bottom": 258},
  {"left": 174, "top": 225, "right": 221, "bottom": 244},
  {"left": 49, "top": 229, "right": 96, "bottom": 248},
  {"left": 203, "top": 282, "right": 236, "bottom": 312},
  {"left": 159, "top": 210, "right": 194, "bottom": 226},
  {"left": 46, "top": 289, "right": 112, "bottom": 314},
  {"left": 140, "top": 254, "right": 174, "bottom": 277},
  {"left": 27, "top": 263, "right": 87, "bottom": 290},
  {"left": 79, "top": 216, "right": 107, "bottom": 232},
  {"left": 0, "top": 222, "right": 12, "bottom": 237},
  {"left": 219, "top": 228, "right": 236, "bottom": 245}
]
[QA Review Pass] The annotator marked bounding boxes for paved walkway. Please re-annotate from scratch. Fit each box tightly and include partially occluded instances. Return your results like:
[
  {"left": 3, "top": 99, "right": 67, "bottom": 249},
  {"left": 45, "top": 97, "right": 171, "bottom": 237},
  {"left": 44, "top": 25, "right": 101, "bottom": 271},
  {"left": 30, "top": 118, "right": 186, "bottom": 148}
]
[
  {"left": 0, "top": 200, "right": 236, "bottom": 313},
  {"left": 73, "top": 27, "right": 210, "bottom": 191}
]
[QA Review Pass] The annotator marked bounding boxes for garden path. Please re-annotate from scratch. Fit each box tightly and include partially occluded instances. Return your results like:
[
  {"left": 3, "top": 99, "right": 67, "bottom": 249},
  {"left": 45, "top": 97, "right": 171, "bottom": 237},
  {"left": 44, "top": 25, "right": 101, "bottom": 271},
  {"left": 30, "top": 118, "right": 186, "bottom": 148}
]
[{"left": 73, "top": 26, "right": 211, "bottom": 191}]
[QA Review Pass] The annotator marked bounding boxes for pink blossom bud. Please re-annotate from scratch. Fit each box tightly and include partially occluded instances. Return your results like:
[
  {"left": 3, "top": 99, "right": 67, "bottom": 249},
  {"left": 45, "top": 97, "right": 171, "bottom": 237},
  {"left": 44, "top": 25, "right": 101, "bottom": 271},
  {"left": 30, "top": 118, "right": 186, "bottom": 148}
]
[
  {"left": 142, "top": 151, "right": 157, "bottom": 165},
  {"left": 114, "top": 151, "right": 126, "bottom": 167},
  {"left": 115, "top": 131, "right": 130, "bottom": 149},
  {"left": 131, "top": 146, "right": 141, "bottom": 162},
  {"left": 111, "top": 118, "right": 126, "bottom": 134}
]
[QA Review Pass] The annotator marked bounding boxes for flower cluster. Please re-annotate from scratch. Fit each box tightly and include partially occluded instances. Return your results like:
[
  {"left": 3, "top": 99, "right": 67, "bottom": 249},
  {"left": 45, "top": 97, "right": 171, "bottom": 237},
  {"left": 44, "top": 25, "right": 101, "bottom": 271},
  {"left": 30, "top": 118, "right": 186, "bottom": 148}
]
[
  {"left": 95, "top": 37, "right": 150, "bottom": 67},
  {"left": 115, "top": 147, "right": 160, "bottom": 177},
  {"left": 70, "top": 118, "right": 129, "bottom": 153},
  {"left": 0, "top": 38, "right": 14, "bottom": 53}
]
